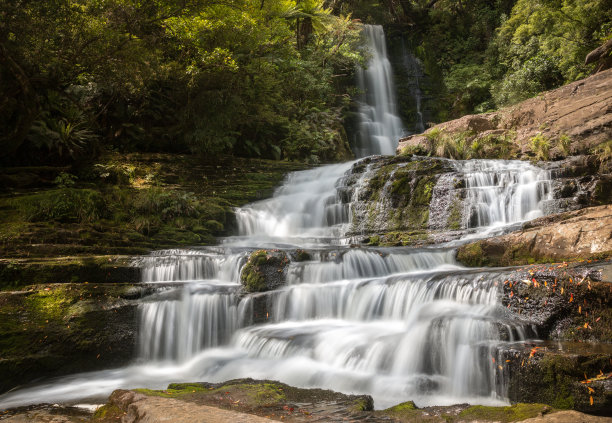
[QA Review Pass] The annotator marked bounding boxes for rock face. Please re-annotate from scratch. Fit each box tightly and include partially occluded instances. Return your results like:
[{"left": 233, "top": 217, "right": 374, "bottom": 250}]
[
  {"left": 88, "top": 380, "right": 612, "bottom": 423},
  {"left": 341, "top": 155, "right": 606, "bottom": 245},
  {"left": 0, "top": 255, "right": 140, "bottom": 290},
  {"left": 493, "top": 261, "right": 612, "bottom": 414},
  {"left": 0, "top": 283, "right": 142, "bottom": 394},
  {"left": 397, "top": 68, "right": 612, "bottom": 160},
  {"left": 456, "top": 205, "right": 612, "bottom": 267}
]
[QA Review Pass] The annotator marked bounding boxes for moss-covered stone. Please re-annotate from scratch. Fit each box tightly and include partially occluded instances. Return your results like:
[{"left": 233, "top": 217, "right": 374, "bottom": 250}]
[
  {"left": 121, "top": 379, "right": 374, "bottom": 420},
  {"left": 0, "top": 256, "right": 139, "bottom": 290},
  {"left": 456, "top": 241, "right": 486, "bottom": 266},
  {"left": 240, "top": 250, "right": 288, "bottom": 293},
  {"left": 92, "top": 404, "right": 123, "bottom": 421},
  {"left": 386, "top": 401, "right": 417, "bottom": 412}
]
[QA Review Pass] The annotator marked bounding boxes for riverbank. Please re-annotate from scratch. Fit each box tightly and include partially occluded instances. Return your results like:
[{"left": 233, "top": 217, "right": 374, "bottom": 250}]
[{"left": 3, "top": 380, "right": 611, "bottom": 422}]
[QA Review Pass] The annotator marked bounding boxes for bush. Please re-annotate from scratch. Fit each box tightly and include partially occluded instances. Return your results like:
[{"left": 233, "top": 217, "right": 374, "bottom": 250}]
[{"left": 530, "top": 133, "right": 551, "bottom": 161}]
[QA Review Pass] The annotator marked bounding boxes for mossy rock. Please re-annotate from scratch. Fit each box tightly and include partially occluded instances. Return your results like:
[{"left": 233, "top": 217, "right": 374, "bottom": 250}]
[
  {"left": 456, "top": 241, "right": 487, "bottom": 266},
  {"left": 455, "top": 403, "right": 553, "bottom": 422},
  {"left": 126, "top": 378, "right": 374, "bottom": 419},
  {"left": 240, "top": 250, "right": 289, "bottom": 293},
  {"left": 0, "top": 283, "right": 139, "bottom": 393}
]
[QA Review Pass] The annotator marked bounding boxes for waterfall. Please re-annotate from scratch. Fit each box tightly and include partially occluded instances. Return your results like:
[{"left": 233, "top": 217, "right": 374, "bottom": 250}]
[
  {"left": 455, "top": 160, "right": 552, "bottom": 228},
  {"left": 354, "top": 25, "right": 404, "bottom": 157},
  {"left": 0, "top": 26, "right": 556, "bottom": 412}
]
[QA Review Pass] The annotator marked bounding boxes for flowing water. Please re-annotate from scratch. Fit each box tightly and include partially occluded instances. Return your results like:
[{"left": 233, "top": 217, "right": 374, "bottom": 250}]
[
  {"left": 0, "top": 27, "right": 556, "bottom": 411},
  {"left": 353, "top": 25, "right": 404, "bottom": 157}
]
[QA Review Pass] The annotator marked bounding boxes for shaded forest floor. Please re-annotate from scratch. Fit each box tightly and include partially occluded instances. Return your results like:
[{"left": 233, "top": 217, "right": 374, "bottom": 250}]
[{"left": 0, "top": 153, "right": 307, "bottom": 260}]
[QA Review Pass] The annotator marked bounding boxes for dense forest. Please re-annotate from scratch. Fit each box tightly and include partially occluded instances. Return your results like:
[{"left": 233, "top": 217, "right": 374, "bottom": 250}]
[{"left": 1, "top": 0, "right": 611, "bottom": 166}]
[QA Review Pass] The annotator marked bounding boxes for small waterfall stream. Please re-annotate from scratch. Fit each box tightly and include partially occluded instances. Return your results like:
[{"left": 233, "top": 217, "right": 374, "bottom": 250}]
[{"left": 0, "top": 26, "right": 559, "bottom": 412}]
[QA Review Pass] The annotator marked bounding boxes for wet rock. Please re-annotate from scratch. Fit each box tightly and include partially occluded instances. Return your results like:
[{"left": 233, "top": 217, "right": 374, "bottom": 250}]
[
  {"left": 456, "top": 205, "right": 612, "bottom": 267},
  {"left": 501, "top": 345, "right": 612, "bottom": 415},
  {"left": 500, "top": 262, "right": 612, "bottom": 342},
  {"left": 240, "top": 250, "right": 289, "bottom": 293}
]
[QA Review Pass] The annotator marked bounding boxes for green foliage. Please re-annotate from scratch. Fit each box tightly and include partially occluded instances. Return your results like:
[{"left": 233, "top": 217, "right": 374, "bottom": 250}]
[
  {"left": 493, "top": 53, "right": 563, "bottom": 106},
  {"left": 382, "top": 0, "right": 612, "bottom": 121},
  {"left": 54, "top": 172, "right": 78, "bottom": 188},
  {"left": 131, "top": 188, "right": 216, "bottom": 235},
  {"left": 591, "top": 140, "right": 612, "bottom": 163},
  {"left": 0, "top": 0, "right": 365, "bottom": 165},
  {"left": 557, "top": 133, "right": 572, "bottom": 156},
  {"left": 530, "top": 133, "right": 551, "bottom": 161}
]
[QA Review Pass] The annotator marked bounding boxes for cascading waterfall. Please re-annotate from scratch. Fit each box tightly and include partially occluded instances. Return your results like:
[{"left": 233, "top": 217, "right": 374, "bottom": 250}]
[
  {"left": 0, "top": 26, "right": 556, "bottom": 411},
  {"left": 456, "top": 160, "right": 552, "bottom": 228},
  {"left": 354, "top": 25, "right": 404, "bottom": 157}
]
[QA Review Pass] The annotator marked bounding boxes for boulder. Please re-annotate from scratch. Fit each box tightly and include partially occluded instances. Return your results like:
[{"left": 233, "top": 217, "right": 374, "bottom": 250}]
[{"left": 240, "top": 249, "right": 289, "bottom": 292}]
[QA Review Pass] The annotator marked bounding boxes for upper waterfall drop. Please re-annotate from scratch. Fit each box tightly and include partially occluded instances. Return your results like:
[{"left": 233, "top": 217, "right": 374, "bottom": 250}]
[{"left": 354, "top": 25, "right": 404, "bottom": 157}]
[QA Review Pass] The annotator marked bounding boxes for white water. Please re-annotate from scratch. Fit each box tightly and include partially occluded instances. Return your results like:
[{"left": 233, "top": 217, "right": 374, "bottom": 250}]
[
  {"left": 0, "top": 28, "right": 553, "bottom": 412},
  {"left": 457, "top": 160, "right": 552, "bottom": 229},
  {"left": 354, "top": 25, "right": 404, "bottom": 157}
]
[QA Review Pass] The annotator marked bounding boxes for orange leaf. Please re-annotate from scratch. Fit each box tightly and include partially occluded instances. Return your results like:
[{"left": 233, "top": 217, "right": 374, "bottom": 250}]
[{"left": 590, "top": 396, "right": 594, "bottom": 406}]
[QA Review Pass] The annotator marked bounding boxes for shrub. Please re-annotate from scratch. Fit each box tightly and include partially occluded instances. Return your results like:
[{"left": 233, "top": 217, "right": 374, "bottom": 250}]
[{"left": 530, "top": 133, "right": 550, "bottom": 161}]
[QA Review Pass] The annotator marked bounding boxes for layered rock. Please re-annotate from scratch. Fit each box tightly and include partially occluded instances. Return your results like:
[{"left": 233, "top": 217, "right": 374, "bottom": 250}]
[{"left": 456, "top": 205, "right": 612, "bottom": 267}]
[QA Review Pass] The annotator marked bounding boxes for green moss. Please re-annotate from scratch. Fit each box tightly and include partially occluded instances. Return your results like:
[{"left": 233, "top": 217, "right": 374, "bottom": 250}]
[
  {"left": 367, "top": 235, "right": 380, "bottom": 246},
  {"left": 456, "top": 241, "right": 486, "bottom": 266},
  {"left": 456, "top": 403, "right": 553, "bottom": 422},
  {"left": 0, "top": 153, "right": 307, "bottom": 258},
  {"left": 380, "top": 400, "right": 423, "bottom": 420},
  {"left": 386, "top": 401, "right": 417, "bottom": 412},
  {"left": 294, "top": 249, "right": 311, "bottom": 262},
  {"left": 137, "top": 382, "right": 286, "bottom": 407},
  {"left": 135, "top": 383, "right": 208, "bottom": 398},
  {"left": 539, "top": 355, "right": 576, "bottom": 409},
  {"left": 24, "top": 285, "right": 77, "bottom": 321},
  {"left": 240, "top": 250, "right": 271, "bottom": 292},
  {"left": 376, "top": 231, "right": 429, "bottom": 246},
  {"left": 351, "top": 397, "right": 374, "bottom": 412},
  {"left": 92, "top": 404, "right": 123, "bottom": 420},
  {"left": 447, "top": 197, "right": 463, "bottom": 230}
]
